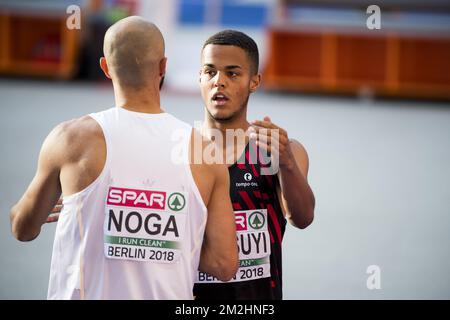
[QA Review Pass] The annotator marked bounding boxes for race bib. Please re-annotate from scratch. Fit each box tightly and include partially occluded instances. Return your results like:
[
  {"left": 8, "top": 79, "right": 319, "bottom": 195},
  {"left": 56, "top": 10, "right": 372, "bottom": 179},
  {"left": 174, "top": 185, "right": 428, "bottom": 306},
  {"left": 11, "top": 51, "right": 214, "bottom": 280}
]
[
  {"left": 197, "top": 209, "right": 271, "bottom": 283},
  {"left": 104, "top": 186, "right": 187, "bottom": 264}
]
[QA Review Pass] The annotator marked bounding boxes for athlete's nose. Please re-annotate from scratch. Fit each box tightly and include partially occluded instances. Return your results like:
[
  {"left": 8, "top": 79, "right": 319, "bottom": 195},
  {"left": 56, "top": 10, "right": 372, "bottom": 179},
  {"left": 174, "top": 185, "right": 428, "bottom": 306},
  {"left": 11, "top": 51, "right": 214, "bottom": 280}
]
[{"left": 213, "top": 71, "right": 226, "bottom": 88}]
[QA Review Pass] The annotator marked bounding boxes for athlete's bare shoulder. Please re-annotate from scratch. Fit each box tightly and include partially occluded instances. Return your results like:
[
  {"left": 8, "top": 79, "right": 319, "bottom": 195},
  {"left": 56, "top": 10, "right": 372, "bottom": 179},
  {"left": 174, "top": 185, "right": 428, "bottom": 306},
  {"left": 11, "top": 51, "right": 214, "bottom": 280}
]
[
  {"left": 45, "top": 115, "right": 106, "bottom": 195},
  {"left": 47, "top": 115, "right": 103, "bottom": 162},
  {"left": 55, "top": 115, "right": 102, "bottom": 145}
]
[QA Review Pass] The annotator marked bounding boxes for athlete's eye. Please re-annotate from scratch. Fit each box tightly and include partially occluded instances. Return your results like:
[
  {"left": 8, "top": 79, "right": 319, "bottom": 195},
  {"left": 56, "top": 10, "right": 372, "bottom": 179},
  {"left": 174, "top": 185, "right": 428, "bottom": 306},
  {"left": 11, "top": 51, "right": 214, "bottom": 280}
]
[
  {"left": 228, "top": 72, "right": 238, "bottom": 78},
  {"left": 204, "top": 69, "right": 216, "bottom": 77}
]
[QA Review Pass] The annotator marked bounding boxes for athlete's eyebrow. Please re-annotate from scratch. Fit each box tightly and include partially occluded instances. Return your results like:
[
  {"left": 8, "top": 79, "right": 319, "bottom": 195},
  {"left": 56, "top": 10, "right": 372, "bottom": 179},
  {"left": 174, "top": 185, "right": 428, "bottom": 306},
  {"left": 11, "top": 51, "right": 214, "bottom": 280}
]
[
  {"left": 225, "top": 65, "right": 242, "bottom": 71},
  {"left": 203, "top": 64, "right": 242, "bottom": 70}
]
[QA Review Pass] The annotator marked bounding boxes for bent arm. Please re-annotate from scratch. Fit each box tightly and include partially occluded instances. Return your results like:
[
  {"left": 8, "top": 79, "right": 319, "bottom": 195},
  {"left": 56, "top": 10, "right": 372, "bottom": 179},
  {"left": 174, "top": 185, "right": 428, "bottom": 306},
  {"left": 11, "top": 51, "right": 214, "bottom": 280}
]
[
  {"left": 10, "top": 126, "right": 63, "bottom": 241},
  {"left": 199, "top": 164, "right": 239, "bottom": 281},
  {"left": 277, "top": 140, "right": 315, "bottom": 229}
]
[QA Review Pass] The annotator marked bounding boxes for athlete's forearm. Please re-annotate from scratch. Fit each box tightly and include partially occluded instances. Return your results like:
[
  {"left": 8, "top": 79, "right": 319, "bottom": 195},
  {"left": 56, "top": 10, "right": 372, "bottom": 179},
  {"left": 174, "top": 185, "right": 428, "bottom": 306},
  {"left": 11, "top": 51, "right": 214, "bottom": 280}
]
[
  {"left": 10, "top": 173, "right": 62, "bottom": 241},
  {"left": 278, "top": 162, "right": 315, "bottom": 229},
  {"left": 199, "top": 238, "right": 238, "bottom": 282}
]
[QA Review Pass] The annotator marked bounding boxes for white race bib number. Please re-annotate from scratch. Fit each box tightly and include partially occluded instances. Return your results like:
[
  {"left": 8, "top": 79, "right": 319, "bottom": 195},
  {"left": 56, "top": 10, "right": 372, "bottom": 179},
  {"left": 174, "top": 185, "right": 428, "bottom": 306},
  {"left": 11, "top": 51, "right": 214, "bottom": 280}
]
[
  {"left": 197, "top": 209, "right": 271, "bottom": 283},
  {"left": 104, "top": 187, "right": 187, "bottom": 264}
]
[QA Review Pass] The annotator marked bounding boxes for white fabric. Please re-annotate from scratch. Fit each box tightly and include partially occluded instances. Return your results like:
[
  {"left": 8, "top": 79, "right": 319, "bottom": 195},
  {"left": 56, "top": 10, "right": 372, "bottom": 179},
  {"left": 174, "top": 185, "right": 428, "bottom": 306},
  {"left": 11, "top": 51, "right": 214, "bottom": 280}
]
[{"left": 47, "top": 107, "right": 207, "bottom": 300}]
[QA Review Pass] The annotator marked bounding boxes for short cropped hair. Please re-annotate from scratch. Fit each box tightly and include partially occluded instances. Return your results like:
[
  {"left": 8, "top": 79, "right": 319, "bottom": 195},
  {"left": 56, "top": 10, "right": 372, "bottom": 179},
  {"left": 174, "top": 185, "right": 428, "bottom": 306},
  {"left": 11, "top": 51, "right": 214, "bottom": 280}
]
[{"left": 203, "top": 30, "right": 259, "bottom": 75}]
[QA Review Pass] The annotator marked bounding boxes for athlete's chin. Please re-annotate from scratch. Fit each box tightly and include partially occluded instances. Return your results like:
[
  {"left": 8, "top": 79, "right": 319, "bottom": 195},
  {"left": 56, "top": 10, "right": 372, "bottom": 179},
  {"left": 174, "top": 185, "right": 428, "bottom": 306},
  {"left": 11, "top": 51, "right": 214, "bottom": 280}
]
[
  {"left": 208, "top": 108, "right": 234, "bottom": 122},
  {"left": 210, "top": 112, "right": 234, "bottom": 122}
]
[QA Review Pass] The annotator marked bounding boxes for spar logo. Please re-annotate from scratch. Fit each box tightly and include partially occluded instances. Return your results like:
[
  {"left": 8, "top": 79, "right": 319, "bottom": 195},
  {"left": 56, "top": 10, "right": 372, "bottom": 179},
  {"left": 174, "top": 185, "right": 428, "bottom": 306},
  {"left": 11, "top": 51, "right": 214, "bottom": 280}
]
[
  {"left": 167, "top": 193, "right": 186, "bottom": 212},
  {"left": 107, "top": 187, "right": 166, "bottom": 210},
  {"left": 249, "top": 211, "right": 265, "bottom": 230}
]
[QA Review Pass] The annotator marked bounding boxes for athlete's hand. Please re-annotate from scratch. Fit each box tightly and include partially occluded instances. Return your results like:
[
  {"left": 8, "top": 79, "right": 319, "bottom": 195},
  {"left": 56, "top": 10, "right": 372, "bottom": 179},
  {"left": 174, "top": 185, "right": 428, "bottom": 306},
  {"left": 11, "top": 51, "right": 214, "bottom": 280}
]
[
  {"left": 46, "top": 198, "right": 63, "bottom": 223},
  {"left": 249, "top": 116, "right": 296, "bottom": 171}
]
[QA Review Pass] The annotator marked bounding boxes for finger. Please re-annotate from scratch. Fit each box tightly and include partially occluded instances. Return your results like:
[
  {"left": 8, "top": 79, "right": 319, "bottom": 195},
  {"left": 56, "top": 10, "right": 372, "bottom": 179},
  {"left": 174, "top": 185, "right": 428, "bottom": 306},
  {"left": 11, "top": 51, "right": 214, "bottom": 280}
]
[
  {"left": 252, "top": 121, "right": 289, "bottom": 139},
  {"left": 51, "top": 205, "right": 63, "bottom": 213},
  {"left": 252, "top": 120, "right": 275, "bottom": 129},
  {"left": 251, "top": 120, "right": 277, "bottom": 129},
  {"left": 250, "top": 127, "right": 280, "bottom": 140},
  {"left": 56, "top": 198, "right": 63, "bottom": 205},
  {"left": 46, "top": 217, "right": 56, "bottom": 223},
  {"left": 251, "top": 125, "right": 282, "bottom": 136},
  {"left": 258, "top": 134, "right": 282, "bottom": 151},
  {"left": 274, "top": 133, "right": 288, "bottom": 146},
  {"left": 250, "top": 130, "right": 271, "bottom": 146},
  {"left": 258, "top": 131, "right": 288, "bottom": 151},
  {"left": 46, "top": 213, "right": 59, "bottom": 223},
  {"left": 256, "top": 139, "right": 280, "bottom": 153},
  {"left": 249, "top": 130, "right": 273, "bottom": 142},
  {"left": 257, "top": 134, "right": 273, "bottom": 147},
  {"left": 252, "top": 131, "right": 285, "bottom": 148},
  {"left": 50, "top": 212, "right": 60, "bottom": 220},
  {"left": 254, "top": 126, "right": 287, "bottom": 141}
]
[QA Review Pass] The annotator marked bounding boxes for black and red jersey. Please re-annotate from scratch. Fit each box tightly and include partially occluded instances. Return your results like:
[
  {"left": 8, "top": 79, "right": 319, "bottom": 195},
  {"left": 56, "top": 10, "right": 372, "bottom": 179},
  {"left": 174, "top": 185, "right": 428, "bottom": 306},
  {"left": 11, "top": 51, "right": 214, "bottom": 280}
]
[{"left": 194, "top": 140, "right": 287, "bottom": 300}]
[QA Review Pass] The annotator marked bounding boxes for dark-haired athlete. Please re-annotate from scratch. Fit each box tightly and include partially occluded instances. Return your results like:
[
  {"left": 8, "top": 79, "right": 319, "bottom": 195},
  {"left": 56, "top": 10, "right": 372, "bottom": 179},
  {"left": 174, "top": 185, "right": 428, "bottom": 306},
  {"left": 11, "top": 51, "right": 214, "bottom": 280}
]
[
  {"left": 46, "top": 29, "right": 315, "bottom": 300},
  {"left": 10, "top": 17, "right": 238, "bottom": 300},
  {"left": 194, "top": 30, "right": 315, "bottom": 300}
]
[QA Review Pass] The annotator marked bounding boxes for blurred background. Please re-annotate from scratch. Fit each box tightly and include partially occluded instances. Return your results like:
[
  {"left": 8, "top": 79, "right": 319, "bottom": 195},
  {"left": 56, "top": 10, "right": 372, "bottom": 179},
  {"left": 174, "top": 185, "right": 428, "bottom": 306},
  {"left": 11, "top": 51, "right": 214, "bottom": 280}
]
[{"left": 1, "top": 0, "right": 450, "bottom": 299}]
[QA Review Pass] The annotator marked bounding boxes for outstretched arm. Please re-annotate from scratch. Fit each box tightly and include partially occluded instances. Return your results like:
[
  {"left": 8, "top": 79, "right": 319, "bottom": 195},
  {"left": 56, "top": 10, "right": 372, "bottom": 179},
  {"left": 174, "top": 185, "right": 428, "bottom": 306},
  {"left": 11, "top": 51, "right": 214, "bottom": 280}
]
[{"left": 10, "top": 125, "right": 64, "bottom": 241}]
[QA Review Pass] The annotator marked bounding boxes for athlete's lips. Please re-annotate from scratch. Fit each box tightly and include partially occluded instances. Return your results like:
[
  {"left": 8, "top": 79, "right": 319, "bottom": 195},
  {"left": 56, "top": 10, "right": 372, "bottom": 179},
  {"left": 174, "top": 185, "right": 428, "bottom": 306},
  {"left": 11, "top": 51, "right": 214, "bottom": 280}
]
[{"left": 211, "top": 92, "right": 229, "bottom": 106}]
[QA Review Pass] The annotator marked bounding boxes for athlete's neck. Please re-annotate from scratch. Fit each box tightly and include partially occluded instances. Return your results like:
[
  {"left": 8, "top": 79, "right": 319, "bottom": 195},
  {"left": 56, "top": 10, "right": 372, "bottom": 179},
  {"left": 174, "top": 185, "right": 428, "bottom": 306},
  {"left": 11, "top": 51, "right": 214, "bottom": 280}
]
[
  {"left": 113, "top": 83, "right": 163, "bottom": 114},
  {"left": 203, "top": 111, "right": 251, "bottom": 134},
  {"left": 202, "top": 111, "right": 251, "bottom": 166}
]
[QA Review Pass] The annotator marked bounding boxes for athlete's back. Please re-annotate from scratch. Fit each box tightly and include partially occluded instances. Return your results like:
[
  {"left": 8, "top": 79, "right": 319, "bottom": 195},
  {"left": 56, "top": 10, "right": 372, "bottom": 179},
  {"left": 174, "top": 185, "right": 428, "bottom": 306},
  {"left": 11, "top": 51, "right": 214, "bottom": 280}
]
[{"left": 47, "top": 107, "right": 220, "bottom": 299}]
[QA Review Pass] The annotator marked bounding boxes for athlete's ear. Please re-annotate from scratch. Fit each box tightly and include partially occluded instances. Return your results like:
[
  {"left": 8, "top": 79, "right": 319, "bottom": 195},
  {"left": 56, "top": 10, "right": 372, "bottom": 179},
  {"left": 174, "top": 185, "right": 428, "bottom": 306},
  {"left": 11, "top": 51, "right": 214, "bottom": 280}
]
[
  {"left": 249, "top": 73, "right": 261, "bottom": 93},
  {"left": 159, "top": 57, "right": 167, "bottom": 77},
  {"left": 99, "top": 57, "right": 112, "bottom": 79}
]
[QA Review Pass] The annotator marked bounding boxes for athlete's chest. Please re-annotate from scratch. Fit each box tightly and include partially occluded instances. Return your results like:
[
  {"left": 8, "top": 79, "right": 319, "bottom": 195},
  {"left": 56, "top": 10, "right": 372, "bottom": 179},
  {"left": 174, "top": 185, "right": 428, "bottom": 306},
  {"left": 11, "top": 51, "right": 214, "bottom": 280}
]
[{"left": 228, "top": 164, "right": 278, "bottom": 204}]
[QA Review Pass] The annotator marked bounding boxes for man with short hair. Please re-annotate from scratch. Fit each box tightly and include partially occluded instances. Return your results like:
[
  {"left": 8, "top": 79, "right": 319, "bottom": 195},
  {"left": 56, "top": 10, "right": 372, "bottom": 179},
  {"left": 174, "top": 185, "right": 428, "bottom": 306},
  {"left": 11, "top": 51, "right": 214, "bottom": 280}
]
[
  {"left": 10, "top": 17, "right": 238, "bottom": 300},
  {"left": 194, "top": 30, "right": 315, "bottom": 300}
]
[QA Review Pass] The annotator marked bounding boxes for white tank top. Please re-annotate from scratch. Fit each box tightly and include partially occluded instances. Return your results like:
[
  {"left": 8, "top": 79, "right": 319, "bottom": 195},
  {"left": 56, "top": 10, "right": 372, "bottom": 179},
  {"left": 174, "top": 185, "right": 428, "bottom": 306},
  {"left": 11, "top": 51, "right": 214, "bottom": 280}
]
[{"left": 47, "top": 107, "right": 207, "bottom": 300}]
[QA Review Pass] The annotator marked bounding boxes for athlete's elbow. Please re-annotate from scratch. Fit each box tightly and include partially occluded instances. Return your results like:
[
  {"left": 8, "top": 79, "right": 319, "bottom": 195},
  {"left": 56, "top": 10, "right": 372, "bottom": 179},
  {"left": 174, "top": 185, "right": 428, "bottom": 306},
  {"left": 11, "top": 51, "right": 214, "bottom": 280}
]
[
  {"left": 11, "top": 222, "right": 39, "bottom": 242},
  {"left": 290, "top": 205, "right": 315, "bottom": 229},
  {"left": 216, "top": 252, "right": 239, "bottom": 282},
  {"left": 298, "top": 194, "right": 316, "bottom": 229},
  {"left": 199, "top": 244, "right": 238, "bottom": 281},
  {"left": 10, "top": 206, "right": 39, "bottom": 242},
  {"left": 296, "top": 213, "right": 314, "bottom": 229}
]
